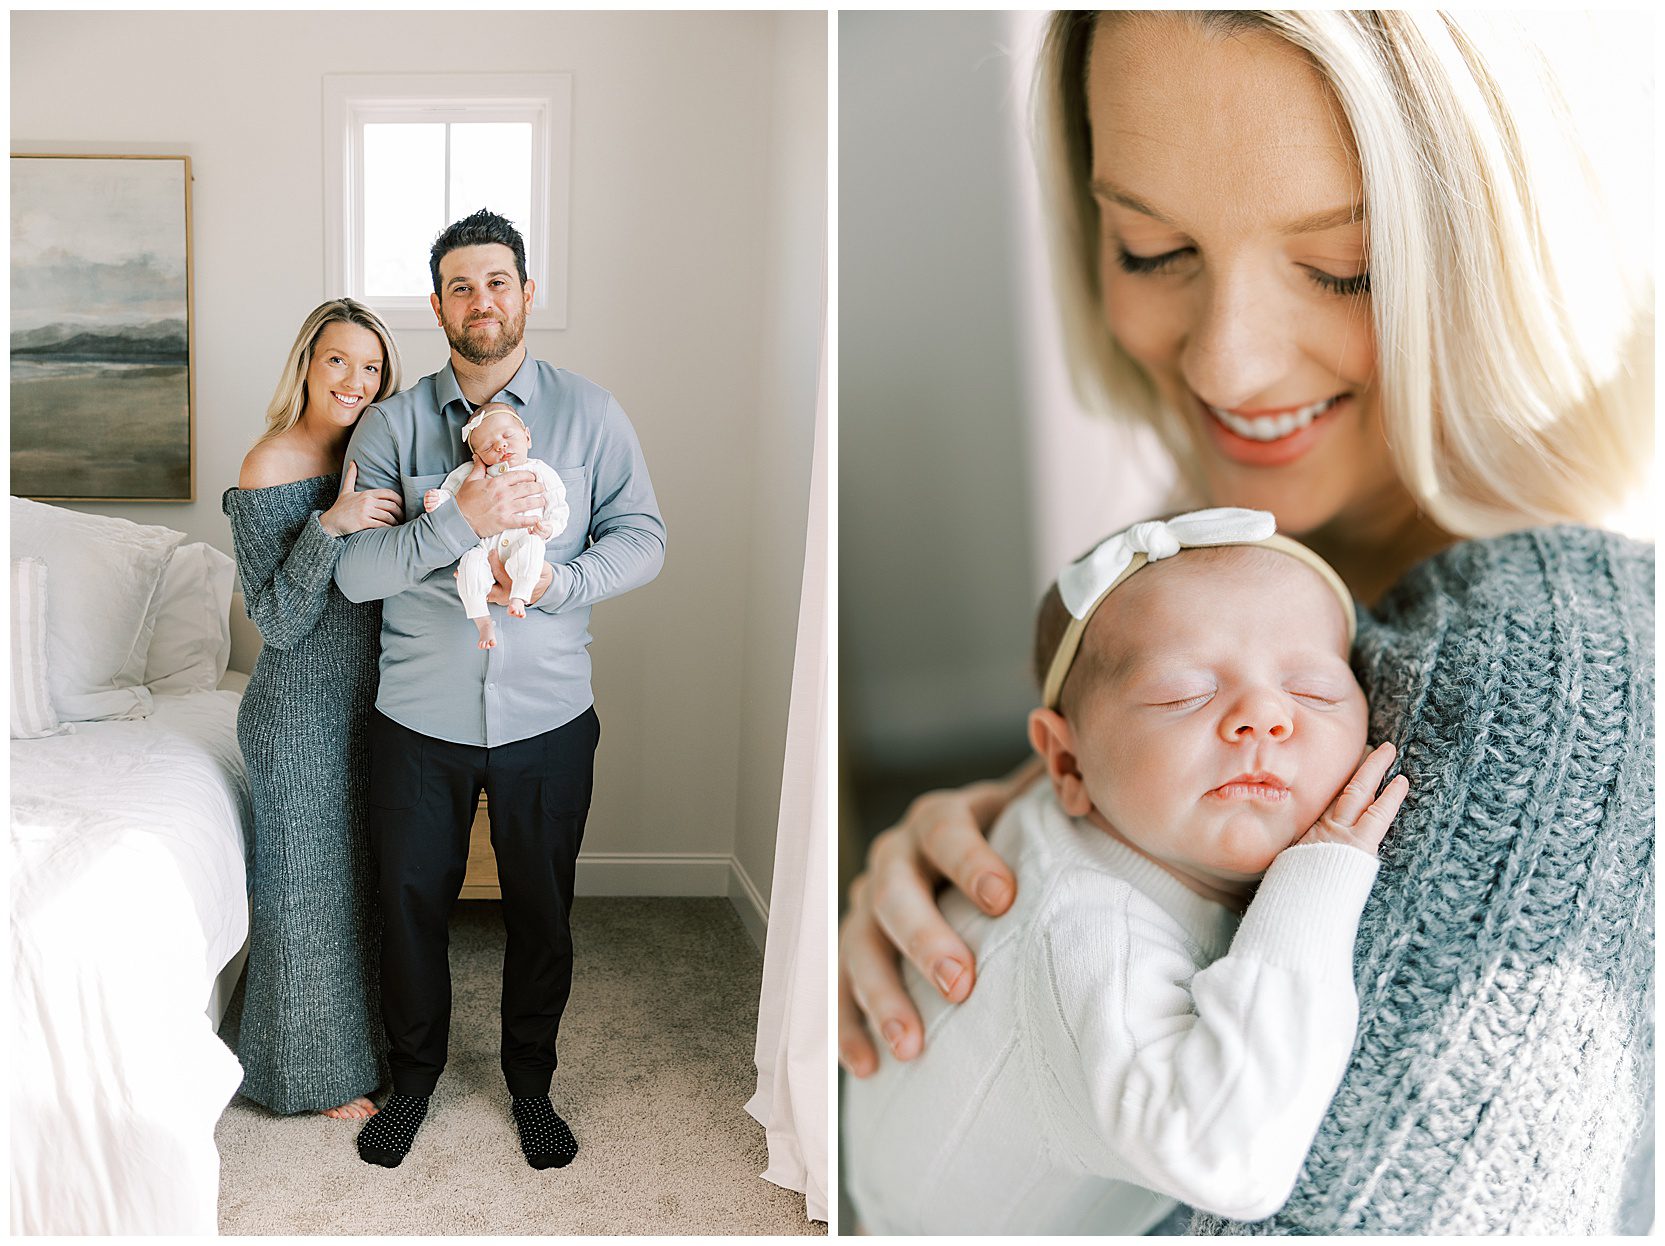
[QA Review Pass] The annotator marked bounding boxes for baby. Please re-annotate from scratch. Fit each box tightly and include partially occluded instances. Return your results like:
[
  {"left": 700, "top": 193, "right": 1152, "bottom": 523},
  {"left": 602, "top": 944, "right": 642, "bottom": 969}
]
[
  {"left": 841, "top": 508, "right": 1409, "bottom": 1235},
  {"left": 424, "top": 401, "right": 570, "bottom": 649}
]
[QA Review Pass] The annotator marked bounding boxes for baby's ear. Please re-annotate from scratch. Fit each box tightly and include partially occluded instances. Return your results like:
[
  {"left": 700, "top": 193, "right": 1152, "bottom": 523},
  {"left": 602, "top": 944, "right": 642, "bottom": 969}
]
[{"left": 1028, "top": 708, "right": 1092, "bottom": 818}]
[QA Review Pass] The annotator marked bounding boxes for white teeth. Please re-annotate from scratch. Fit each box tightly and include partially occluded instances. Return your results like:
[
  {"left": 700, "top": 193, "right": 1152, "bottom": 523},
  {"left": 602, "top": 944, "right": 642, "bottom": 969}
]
[
  {"left": 334, "top": 394, "right": 362, "bottom": 407},
  {"left": 1207, "top": 395, "right": 1339, "bottom": 442}
]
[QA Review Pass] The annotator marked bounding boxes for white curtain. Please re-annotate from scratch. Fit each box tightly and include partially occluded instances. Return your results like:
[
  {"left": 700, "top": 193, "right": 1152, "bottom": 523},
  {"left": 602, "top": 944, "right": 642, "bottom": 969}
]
[{"left": 745, "top": 304, "right": 829, "bottom": 1224}]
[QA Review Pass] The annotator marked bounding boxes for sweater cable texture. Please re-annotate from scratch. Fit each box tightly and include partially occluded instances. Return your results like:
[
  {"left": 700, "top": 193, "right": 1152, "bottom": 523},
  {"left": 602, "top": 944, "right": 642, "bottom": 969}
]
[{"left": 1189, "top": 525, "right": 1654, "bottom": 1234}]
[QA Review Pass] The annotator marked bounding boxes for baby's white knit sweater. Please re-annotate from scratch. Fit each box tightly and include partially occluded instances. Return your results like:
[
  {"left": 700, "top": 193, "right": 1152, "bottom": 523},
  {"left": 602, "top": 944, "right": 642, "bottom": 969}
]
[{"left": 842, "top": 782, "right": 1381, "bottom": 1236}]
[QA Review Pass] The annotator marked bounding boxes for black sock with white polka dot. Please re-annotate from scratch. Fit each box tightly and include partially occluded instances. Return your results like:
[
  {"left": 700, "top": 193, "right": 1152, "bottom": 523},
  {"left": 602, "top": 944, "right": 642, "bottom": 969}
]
[
  {"left": 511, "top": 1095, "right": 578, "bottom": 1169},
  {"left": 356, "top": 1092, "right": 430, "bottom": 1168}
]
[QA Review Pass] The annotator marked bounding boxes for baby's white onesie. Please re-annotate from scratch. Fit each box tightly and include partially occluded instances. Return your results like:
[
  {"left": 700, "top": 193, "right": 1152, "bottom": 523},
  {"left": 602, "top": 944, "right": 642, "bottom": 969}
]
[
  {"left": 430, "top": 457, "right": 570, "bottom": 618},
  {"left": 841, "top": 782, "right": 1380, "bottom": 1235}
]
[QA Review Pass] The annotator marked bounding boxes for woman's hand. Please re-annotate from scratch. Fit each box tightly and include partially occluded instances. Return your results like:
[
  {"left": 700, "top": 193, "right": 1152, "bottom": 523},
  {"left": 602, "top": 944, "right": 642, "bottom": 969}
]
[
  {"left": 838, "top": 771, "right": 1032, "bottom": 1077},
  {"left": 1296, "top": 741, "right": 1409, "bottom": 855},
  {"left": 320, "top": 461, "right": 403, "bottom": 536}
]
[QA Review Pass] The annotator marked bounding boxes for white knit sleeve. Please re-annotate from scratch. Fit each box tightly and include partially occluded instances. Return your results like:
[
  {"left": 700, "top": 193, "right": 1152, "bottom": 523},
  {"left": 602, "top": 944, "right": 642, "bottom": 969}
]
[
  {"left": 1031, "top": 843, "right": 1379, "bottom": 1222},
  {"left": 429, "top": 460, "right": 474, "bottom": 509},
  {"left": 532, "top": 459, "right": 569, "bottom": 537}
]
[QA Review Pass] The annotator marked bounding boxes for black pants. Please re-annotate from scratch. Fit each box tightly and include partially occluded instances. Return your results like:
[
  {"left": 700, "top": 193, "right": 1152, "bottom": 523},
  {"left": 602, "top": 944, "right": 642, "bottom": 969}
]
[{"left": 366, "top": 707, "right": 600, "bottom": 1097}]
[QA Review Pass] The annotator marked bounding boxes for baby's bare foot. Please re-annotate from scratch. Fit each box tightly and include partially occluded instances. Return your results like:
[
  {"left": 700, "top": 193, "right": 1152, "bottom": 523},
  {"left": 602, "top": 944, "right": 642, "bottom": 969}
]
[
  {"left": 321, "top": 1096, "right": 378, "bottom": 1121},
  {"left": 475, "top": 617, "right": 498, "bottom": 650},
  {"left": 508, "top": 597, "right": 527, "bottom": 619}
]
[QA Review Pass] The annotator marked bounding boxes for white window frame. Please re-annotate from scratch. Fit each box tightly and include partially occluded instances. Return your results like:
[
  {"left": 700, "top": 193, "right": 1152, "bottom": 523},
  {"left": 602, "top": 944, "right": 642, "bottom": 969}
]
[{"left": 323, "top": 72, "right": 572, "bottom": 331}]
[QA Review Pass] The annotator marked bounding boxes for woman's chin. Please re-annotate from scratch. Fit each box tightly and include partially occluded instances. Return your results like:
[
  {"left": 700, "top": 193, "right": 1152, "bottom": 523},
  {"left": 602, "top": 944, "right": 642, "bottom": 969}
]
[{"left": 1199, "top": 469, "right": 1346, "bottom": 537}]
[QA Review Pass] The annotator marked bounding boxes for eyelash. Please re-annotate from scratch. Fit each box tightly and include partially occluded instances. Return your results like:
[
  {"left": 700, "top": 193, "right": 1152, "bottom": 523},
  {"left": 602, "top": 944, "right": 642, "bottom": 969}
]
[
  {"left": 327, "top": 356, "right": 378, "bottom": 373},
  {"left": 1115, "top": 245, "right": 1371, "bottom": 298},
  {"left": 1157, "top": 693, "right": 1212, "bottom": 710},
  {"left": 1154, "top": 690, "right": 1339, "bottom": 709}
]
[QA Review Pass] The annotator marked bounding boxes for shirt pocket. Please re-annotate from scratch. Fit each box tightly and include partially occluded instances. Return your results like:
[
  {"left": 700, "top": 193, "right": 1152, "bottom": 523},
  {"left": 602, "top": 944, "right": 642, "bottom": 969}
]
[
  {"left": 404, "top": 471, "right": 455, "bottom": 527},
  {"left": 547, "top": 466, "right": 590, "bottom": 561}
]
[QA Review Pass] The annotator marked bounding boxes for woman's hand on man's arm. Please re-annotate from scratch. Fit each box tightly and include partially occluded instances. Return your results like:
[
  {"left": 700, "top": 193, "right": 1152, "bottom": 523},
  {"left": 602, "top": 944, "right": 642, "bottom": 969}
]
[{"left": 838, "top": 764, "right": 1040, "bottom": 1077}]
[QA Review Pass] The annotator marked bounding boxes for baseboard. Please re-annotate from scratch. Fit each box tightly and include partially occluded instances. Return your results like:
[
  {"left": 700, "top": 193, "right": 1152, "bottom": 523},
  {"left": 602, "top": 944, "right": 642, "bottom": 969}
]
[
  {"left": 574, "top": 852, "right": 732, "bottom": 896},
  {"left": 572, "top": 853, "right": 769, "bottom": 952},
  {"left": 727, "top": 859, "right": 770, "bottom": 953}
]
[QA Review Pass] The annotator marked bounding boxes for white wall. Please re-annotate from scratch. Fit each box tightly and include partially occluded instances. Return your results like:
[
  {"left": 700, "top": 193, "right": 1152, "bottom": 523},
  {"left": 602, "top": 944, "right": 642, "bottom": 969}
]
[
  {"left": 11, "top": 10, "right": 824, "bottom": 916},
  {"left": 839, "top": 12, "right": 1038, "bottom": 770},
  {"left": 729, "top": 13, "right": 826, "bottom": 934}
]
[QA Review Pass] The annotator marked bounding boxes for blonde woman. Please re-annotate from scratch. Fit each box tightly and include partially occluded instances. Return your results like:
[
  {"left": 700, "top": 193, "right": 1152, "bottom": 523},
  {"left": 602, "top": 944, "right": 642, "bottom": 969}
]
[
  {"left": 223, "top": 299, "right": 404, "bottom": 1119},
  {"left": 840, "top": 12, "right": 1652, "bottom": 1234}
]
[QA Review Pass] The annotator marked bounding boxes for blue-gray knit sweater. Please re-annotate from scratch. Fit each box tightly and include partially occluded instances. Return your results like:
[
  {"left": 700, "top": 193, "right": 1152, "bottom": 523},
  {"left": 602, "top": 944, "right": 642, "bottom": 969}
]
[{"left": 1189, "top": 526, "right": 1654, "bottom": 1235}]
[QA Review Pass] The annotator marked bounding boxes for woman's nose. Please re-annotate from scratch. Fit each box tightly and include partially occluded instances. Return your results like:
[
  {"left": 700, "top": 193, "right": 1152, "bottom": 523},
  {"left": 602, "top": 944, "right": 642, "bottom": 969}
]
[
  {"left": 1218, "top": 687, "right": 1293, "bottom": 743},
  {"left": 1180, "top": 265, "right": 1298, "bottom": 409}
]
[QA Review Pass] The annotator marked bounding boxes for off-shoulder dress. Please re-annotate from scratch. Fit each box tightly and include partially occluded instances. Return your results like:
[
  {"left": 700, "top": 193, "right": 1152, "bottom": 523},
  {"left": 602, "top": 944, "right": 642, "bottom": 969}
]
[{"left": 222, "top": 475, "right": 387, "bottom": 1113}]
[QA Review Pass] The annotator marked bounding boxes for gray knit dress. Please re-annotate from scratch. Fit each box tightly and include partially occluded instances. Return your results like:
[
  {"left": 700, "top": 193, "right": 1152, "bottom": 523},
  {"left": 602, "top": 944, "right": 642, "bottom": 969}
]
[
  {"left": 223, "top": 475, "right": 388, "bottom": 1114},
  {"left": 1188, "top": 526, "right": 1654, "bottom": 1235}
]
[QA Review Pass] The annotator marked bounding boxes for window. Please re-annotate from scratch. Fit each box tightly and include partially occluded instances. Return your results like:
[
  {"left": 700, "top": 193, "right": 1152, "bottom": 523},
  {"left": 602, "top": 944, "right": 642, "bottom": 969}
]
[{"left": 323, "top": 73, "right": 571, "bottom": 329}]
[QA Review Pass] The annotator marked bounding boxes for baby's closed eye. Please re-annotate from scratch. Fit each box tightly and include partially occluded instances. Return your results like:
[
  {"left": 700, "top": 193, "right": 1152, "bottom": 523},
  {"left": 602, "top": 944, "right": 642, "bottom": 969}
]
[{"left": 1285, "top": 678, "right": 1353, "bottom": 705}]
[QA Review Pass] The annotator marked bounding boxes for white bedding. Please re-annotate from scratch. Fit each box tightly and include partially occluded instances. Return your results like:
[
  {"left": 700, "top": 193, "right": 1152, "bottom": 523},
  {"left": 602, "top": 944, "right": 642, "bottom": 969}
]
[{"left": 10, "top": 688, "right": 252, "bottom": 1235}]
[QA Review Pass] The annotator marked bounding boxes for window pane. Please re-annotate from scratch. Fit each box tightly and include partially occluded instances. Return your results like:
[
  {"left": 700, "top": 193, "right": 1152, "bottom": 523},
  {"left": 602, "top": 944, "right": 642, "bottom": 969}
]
[
  {"left": 363, "top": 123, "right": 446, "bottom": 297},
  {"left": 448, "top": 122, "right": 533, "bottom": 263}
]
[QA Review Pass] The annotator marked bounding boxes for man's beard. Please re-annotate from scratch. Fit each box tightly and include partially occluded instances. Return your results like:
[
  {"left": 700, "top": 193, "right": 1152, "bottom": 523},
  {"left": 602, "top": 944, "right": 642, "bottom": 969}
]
[{"left": 444, "top": 303, "right": 526, "bottom": 366}]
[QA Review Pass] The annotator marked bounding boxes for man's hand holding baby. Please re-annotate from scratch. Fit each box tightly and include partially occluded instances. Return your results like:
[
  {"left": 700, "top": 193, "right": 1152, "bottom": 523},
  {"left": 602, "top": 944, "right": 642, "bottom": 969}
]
[
  {"left": 453, "top": 547, "right": 554, "bottom": 605},
  {"left": 454, "top": 465, "right": 546, "bottom": 537},
  {"left": 1296, "top": 741, "right": 1409, "bottom": 856}
]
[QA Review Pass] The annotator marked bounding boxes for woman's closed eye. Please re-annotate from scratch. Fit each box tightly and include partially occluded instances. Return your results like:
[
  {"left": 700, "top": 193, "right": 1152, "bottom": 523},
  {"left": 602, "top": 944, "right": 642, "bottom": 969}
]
[
  {"left": 1115, "top": 245, "right": 1191, "bottom": 276},
  {"left": 1115, "top": 244, "right": 1370, "bottom": 298}
]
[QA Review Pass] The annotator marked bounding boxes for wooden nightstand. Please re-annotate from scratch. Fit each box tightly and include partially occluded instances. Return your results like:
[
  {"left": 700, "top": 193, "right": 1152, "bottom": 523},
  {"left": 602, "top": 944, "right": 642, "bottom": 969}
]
[{"left": 459, "top": 796, "right": 501, "bottom": 899}]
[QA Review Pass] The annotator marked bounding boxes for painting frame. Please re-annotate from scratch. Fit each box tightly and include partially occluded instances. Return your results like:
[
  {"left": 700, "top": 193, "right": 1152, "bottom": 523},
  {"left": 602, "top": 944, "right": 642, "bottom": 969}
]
[{"left": 10, "top": 153, "right": 197, "bottom": 503}]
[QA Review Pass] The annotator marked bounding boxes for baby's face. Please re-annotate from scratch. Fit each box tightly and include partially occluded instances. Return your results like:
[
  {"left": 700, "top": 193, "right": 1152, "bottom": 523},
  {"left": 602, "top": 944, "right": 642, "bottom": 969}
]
[
  {"left": 1066, "top": 550, "right": 1367, "bottom": 884},
  {"left": 469, "top": 409, "right": 530, "bottom": 466}
]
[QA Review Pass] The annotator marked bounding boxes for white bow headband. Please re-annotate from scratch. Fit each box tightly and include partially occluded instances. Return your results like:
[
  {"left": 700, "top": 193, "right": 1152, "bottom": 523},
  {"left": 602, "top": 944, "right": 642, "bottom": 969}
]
[
  {"left": 1042, "top": 507, "right": 1357, "bottom": 710},
  {"left": 460, "top": 403, "right": 525, "bottom": 444}
]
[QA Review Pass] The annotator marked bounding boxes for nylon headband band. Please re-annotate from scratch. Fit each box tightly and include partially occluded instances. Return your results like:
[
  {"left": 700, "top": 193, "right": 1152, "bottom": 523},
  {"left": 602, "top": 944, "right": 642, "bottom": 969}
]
[
  {"left": 1041, "top": 531, "right": 1357, "bottom": 711},
  {"left": 460, "top": 403, "right": 525, "bottom": 444}
]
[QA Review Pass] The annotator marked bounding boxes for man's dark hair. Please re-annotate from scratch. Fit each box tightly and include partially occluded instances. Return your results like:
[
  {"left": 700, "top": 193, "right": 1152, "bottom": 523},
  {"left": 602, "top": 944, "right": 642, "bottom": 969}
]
[{"left": 429, "top": 208, "right": 528, "bottom": 295}]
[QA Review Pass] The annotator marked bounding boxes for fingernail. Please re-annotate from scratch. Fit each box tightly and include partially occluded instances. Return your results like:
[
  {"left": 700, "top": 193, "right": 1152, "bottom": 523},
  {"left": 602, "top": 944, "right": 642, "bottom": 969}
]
[
  {"left": 932, "top": 958, "right": 964, "bottom": 995},
  {"left": 974, "top": 874, "right": 1011, "bottom": 911},
  {"left": 881, "top": 1019, "right": 906, "bottom": 1050},
  {"left": 841, "top": 1042, "right": 875, "bottom": 1076}
]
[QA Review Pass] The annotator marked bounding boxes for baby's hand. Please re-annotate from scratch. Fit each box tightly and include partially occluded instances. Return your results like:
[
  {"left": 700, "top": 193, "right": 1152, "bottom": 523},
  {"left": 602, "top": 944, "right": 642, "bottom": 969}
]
[
  {"left": 1296, "top": 741, "right": 1408, "bottom": 856},
  {"left": 423, "top": 489, "right": 444, "bottom": 513},
  {"left": 533, "top": 517, "right": 554, "bottom": 540}
]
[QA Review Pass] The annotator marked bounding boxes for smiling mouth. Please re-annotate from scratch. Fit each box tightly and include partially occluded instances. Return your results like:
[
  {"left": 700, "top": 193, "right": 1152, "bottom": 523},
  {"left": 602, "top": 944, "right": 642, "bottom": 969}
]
[
  {"left": 332, "top": 392, "right": 363, "bottom": 409},
  {"left": 1205, "top": 394, "right": 1345, "bottom": 443}
]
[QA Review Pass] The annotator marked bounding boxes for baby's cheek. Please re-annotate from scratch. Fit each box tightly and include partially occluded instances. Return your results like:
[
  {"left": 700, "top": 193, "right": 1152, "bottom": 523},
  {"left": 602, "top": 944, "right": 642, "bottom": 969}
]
[{"left": 1306, "top": 714, "right": 1370, "bottom": 824}]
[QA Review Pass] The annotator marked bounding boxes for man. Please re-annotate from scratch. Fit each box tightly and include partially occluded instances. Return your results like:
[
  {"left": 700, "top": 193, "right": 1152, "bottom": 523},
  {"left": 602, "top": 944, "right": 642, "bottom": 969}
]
[{"left": 335, "top": 208, "right": 665, "bottom": 1170}]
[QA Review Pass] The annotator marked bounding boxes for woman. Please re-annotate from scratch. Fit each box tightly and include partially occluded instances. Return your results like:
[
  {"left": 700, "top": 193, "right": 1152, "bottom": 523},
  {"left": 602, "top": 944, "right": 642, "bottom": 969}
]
[
  {"left": 840, "top": 11, "right": 1652, "bottom": 1234},
  {"left": 223, "top": 299, "right": 405, "bottom": 1119}
]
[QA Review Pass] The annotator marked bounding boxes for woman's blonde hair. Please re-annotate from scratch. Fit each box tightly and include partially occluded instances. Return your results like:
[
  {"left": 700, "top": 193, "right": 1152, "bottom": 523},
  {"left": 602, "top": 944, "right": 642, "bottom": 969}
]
[
  {"left": 259, "top": 299, "right": 403, "bottom": 443},
  {"left": 1036, "top": 11, "right": 1653, "bottom": 538}
]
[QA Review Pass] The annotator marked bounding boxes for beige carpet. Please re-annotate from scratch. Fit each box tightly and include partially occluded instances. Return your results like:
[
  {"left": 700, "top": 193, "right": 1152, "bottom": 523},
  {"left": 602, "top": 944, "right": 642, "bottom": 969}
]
[{"left": 215, "top": 897, "right": 824, "bottom": 1235}]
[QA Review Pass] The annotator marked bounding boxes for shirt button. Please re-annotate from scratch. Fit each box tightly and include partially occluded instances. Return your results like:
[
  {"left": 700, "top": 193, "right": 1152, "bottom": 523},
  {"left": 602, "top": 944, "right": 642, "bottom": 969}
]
[{"left": 487, "top": 683, "right": 495, "bottom": 690}]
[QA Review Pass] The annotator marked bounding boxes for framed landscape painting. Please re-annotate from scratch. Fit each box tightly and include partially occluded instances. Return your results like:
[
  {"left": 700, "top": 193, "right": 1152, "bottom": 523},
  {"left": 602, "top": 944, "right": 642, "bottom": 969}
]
[{"left": 10, "top": 154, "right": 195, "bottom": 501}]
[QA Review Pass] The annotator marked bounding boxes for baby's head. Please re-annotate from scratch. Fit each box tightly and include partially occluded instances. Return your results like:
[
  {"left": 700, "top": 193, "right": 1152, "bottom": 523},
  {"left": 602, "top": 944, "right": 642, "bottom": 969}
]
[
  {"left": 462, "top": 401, "right": 531, "bottom": 467},
  {"left": 1029, "top": 513, "right": 1367, "bottom": 887}
]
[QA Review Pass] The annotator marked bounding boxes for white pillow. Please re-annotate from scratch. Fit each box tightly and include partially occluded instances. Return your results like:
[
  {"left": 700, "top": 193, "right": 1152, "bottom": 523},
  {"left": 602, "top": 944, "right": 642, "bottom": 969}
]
[
  {"left": 11, "top": 557, "right": 67, "bottom": 739},
  {"left": 9, "top": 497, "right": 184, "bottom": 722},
  {"left": 144, "top": 542, "right": 236, "bottom": 694}
]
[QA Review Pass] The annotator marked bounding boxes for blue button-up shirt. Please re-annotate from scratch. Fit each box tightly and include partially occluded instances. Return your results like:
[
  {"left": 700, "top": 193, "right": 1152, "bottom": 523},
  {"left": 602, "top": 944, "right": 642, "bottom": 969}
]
[{"left": 335, "top": 354, "right": 666, "bottom": 747}]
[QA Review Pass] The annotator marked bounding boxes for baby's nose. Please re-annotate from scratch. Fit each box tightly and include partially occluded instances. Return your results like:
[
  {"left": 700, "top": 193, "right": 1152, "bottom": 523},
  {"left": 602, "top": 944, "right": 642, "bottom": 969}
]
[{"left": 1220, "top": 688, "right": 1293, "bottom": 741}]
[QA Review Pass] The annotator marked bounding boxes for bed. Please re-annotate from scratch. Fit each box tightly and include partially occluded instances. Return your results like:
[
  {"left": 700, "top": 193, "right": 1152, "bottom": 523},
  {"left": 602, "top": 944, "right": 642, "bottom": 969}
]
[{"left": 10, "top": 498, "right": 255, "bottom": 1235}]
